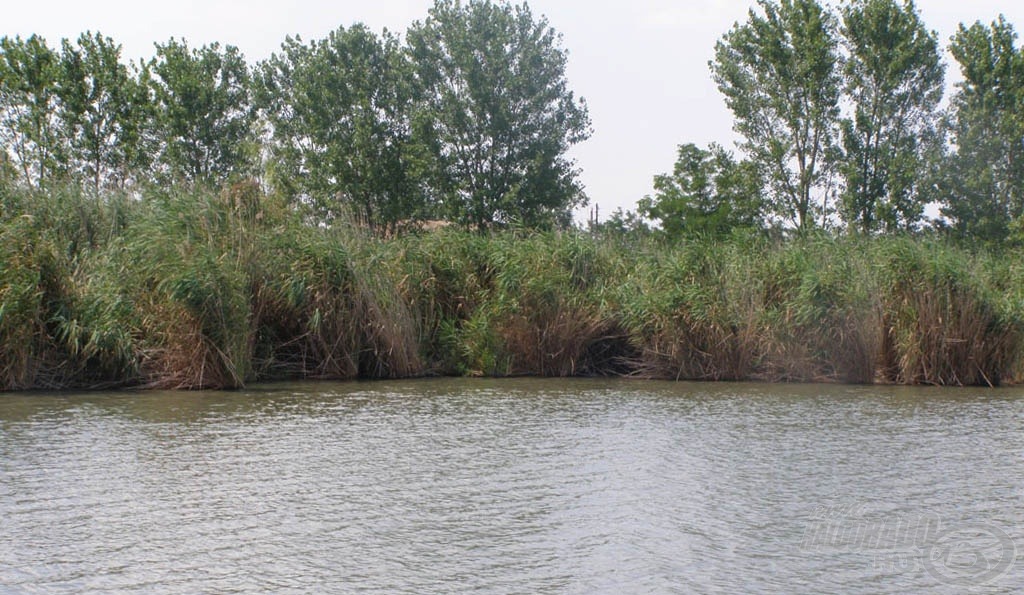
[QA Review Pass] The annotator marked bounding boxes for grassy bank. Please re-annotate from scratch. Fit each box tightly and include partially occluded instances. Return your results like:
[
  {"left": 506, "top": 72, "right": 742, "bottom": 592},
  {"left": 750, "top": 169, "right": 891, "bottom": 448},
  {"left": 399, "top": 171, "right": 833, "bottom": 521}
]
[{"left": 2, "top": 184, "right": 1022, "bottom": 390}]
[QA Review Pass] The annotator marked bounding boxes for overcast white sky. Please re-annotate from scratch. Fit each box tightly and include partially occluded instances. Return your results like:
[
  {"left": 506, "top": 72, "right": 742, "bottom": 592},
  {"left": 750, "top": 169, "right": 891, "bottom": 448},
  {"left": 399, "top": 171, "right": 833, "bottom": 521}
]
[{"left": 6, "top": 1, "right": 1024, "bottom": 220}]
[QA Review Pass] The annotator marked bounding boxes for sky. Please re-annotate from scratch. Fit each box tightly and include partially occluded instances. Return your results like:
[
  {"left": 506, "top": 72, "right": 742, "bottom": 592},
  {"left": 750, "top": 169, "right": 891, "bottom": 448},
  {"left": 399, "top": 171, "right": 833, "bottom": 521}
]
[{"left": 6, "top": 0, "right": 1024, "bottom": 222}]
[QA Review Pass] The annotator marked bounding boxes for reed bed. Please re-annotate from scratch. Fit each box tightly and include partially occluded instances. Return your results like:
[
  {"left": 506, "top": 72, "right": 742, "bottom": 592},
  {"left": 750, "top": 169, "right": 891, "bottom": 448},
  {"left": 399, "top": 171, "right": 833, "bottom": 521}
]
[{"left": 1, "top": 183, "right": 1022, "bottom": 390}]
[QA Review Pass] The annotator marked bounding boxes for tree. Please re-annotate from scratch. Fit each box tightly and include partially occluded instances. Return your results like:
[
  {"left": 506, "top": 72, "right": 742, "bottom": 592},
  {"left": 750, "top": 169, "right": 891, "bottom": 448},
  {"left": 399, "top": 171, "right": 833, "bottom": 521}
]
[
  {"left": 838, "top": 0, "right": 944, "bottom": 234},
  {"left": 589, "top": 207, "right": 651, "bottom": 240},
  {"left": 149, "top": 39, "right": 255, "bottom": 185},
  {"left": 940, "top": 17, "right": 1024, "bottom": 242},
  {"left": 0, "top": 35, "right": 63, "bottom": 188},
  {"left": 711, "top": 0, "right": 841, "bottom": 232},
  {"left": 638, "top": 143, "right": 763, "bottom": 239},
  {"left": 256, "top": 25, "right": 429, "bottom": 230},
  {"left": 406, "top": 0, "right": 591, "bottom": 228},
  {"left": 58, "top": 32, "right": 150, "bottom": 191}
]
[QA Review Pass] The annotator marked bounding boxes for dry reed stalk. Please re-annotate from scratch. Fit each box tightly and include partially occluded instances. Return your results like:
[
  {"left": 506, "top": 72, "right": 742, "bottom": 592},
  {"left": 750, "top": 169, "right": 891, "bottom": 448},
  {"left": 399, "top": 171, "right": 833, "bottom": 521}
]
[
  {"left": 354, "top": 277, "right": 424, "bottom": 379},
  {"left": 137, "top": 302, "right": 246, "bottom": 390},
  {"left": 500, "top": 305, "right": 628, "bottom": 376},
  {"left": 889, "top": 283, "right": 1020, "bottom": 386}
]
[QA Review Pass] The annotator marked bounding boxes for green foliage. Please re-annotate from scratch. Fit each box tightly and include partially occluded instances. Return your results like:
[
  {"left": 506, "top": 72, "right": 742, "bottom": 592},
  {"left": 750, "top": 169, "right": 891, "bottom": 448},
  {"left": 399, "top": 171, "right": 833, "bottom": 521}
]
[
  {"left": 0, "top": 32, "right": 153, "bottom": 192},
  {"left": 118, "top": 189, "right": 254, "bottom": 387},
  {"left": 58, "top": 249, "right": 137, "bottom": 383},
  {"left": 479, "top": 231, "right": 628, "bottom": 376},
  {"left": 638, "top": 143, "right": 763, "bottom": 239},
  {"left": 0, "top": 4, "right": 587, "bottom": 232},
  {"left": 0, "top": 35, "right": 64, "bottom": 188},
  {"left": 756, "top": 237, "right": 881, "bottom": 382},
  {"left": 58, "top": 32, "right": 151, "bottom": 192},
  {"left": 875, "top": 239, "right": 1023, "bottom": 384},
  {"left": 0, "top": 214, "right": 49, "bottom": 388},
  {"left": 407, "top": 0, "right": 591, "bottom": 228},
  {"left": 391, "top": 228, "right": 492, "bottom": 372},
  {"left": 711, "top": 0, "right": 841, "bottom": 232},
  {"left": 256, "top": 26, "right": 430, "bottom": 231},
  {"left": 839, "top": 0, "right": 944, "bottom": 234},
  {"left": 390, "top": 228, "right": 631, "bottom": 376},
  {"left": 6, "top": 7, "right": 1024, "bottom": 390},
  {"left": 588, "top": 207, "right": 651, "bottom": 241},
  {"left": 618, "top": 238, "right": 763, "bottom": 380},
  {"left": 149, "top": 39, "right": 255, "bottom": 185},
  {"left": 940, "top": 17, "right": 1024, "bottom": 243},
  {"left": 1, "top": 183, "right": 1023, "bottom": 390},
  {"left": 0, "top": 185, "right": 138, "bottom": 388}
]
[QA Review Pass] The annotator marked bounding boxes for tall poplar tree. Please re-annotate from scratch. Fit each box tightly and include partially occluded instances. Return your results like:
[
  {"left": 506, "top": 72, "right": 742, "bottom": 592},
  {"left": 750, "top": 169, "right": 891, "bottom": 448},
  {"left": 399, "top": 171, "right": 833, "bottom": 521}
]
[
  {"left": 58, "top": 32, "right": 150, "bottom": 191},
  {"left": 839, "top": 0, "right": 944, "bottom": 234},
  {"left": 711, "top": 0, "right": 841, "bottom": 232},
  {"left": 0, "top": 35, "right": 63, "bottom": 188},
  {"left": 941, "top": 17, "right": 1024, "bottom": 242}
]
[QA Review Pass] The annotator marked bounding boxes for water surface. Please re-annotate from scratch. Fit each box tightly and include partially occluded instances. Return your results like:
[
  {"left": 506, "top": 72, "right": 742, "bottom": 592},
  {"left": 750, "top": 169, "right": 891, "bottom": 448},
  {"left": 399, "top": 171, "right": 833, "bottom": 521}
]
[{"left": 1, "top": 379, "right": 1021, "bottom": 593}]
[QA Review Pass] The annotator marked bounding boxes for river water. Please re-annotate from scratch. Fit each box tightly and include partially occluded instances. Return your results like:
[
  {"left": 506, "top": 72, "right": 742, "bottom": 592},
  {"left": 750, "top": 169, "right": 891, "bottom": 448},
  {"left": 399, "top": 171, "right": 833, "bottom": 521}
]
[{"left": 0, "top": 379, "right": 1021, "bottom": 593}]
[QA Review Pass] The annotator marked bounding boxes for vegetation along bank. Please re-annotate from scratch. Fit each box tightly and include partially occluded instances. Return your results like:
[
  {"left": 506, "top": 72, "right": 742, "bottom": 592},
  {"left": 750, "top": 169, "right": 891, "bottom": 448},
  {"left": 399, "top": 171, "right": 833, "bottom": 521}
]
[
  {"left": 4, "top": 0, "right": 1024, "bottom": 389},
  {"left": 1, "top": 183, "right": 1022, "bottom": 390}
]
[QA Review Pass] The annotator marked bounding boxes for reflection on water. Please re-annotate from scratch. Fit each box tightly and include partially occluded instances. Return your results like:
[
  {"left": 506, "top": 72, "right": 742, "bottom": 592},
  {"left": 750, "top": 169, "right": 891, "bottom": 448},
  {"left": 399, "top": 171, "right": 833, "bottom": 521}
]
[{"left": 1, "top": 379, "right": 1021, "bottom": 593}]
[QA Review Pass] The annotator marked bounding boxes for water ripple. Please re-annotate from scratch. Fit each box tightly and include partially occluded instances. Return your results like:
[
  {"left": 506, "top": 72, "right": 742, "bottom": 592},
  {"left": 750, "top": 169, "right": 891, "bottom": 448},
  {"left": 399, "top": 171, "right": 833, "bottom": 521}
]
[{"left": 1, "top": 379, "right": 1022, "bottom": 593}]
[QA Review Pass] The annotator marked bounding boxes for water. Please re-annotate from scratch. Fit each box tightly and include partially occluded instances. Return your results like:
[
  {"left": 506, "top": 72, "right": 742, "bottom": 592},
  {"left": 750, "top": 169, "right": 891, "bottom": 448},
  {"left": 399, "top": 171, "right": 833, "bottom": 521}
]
[{"left": 1, "top": 379, "right": 1021, "bottom": 593}]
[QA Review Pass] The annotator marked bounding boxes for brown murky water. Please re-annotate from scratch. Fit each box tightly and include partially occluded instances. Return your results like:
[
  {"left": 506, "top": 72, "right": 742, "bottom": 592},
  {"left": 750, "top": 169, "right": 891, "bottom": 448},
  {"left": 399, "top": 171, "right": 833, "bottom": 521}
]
[{"left": 1, "top": 378, "right": 1021, "bottom": 593}]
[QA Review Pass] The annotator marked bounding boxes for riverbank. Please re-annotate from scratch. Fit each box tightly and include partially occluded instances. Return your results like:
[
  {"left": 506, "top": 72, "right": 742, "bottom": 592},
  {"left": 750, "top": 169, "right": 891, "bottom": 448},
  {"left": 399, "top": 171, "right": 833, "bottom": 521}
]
[{"left": 2, "top": 184, "right": 1022, "bottom": 390}]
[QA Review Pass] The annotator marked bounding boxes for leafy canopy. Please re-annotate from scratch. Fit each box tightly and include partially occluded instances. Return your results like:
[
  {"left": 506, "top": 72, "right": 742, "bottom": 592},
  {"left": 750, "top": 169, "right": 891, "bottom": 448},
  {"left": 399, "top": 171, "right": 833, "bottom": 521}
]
[
  {"left": 638, "top": 143, "right": 763, "bottom": 239},
  {"left": 256, "top": 25, "right": 430, "bottom": 230},
  {"left": 711, "top": 0, "right": 841, "bottom": 232},
  {"left": 838, "top": 0, "right": 944, "bottom": 234},
  {"left": 407, "top": 0, "right": 591, "bottom": 229}
]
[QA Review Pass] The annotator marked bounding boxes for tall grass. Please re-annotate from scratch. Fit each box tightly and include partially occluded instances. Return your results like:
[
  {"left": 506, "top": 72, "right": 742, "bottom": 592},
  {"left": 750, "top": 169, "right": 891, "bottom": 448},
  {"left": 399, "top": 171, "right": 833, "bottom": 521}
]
[
  {"left": 877, "top": 239, "right": 1023, "bottom": 386},
  {"left": 0, "top": 214, "right": 51, "bottom": 389},
  {"left": 1, "top": 183, "right": 1022, "bottom": 390},
  {"left": 477, "top": 231, "right": 631, "bottom": 376},
  {"left": 392, "top": 229, "right": 632, "bottom": 376},
  {"left": 0, "top": 185, "right": 133, "bottom": 389},
  {"left": 618, "top": 238, "right": 761, "bottom": 380},
  {"left": 754, "top": 237, "right": 882, "bottom": 383}
]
